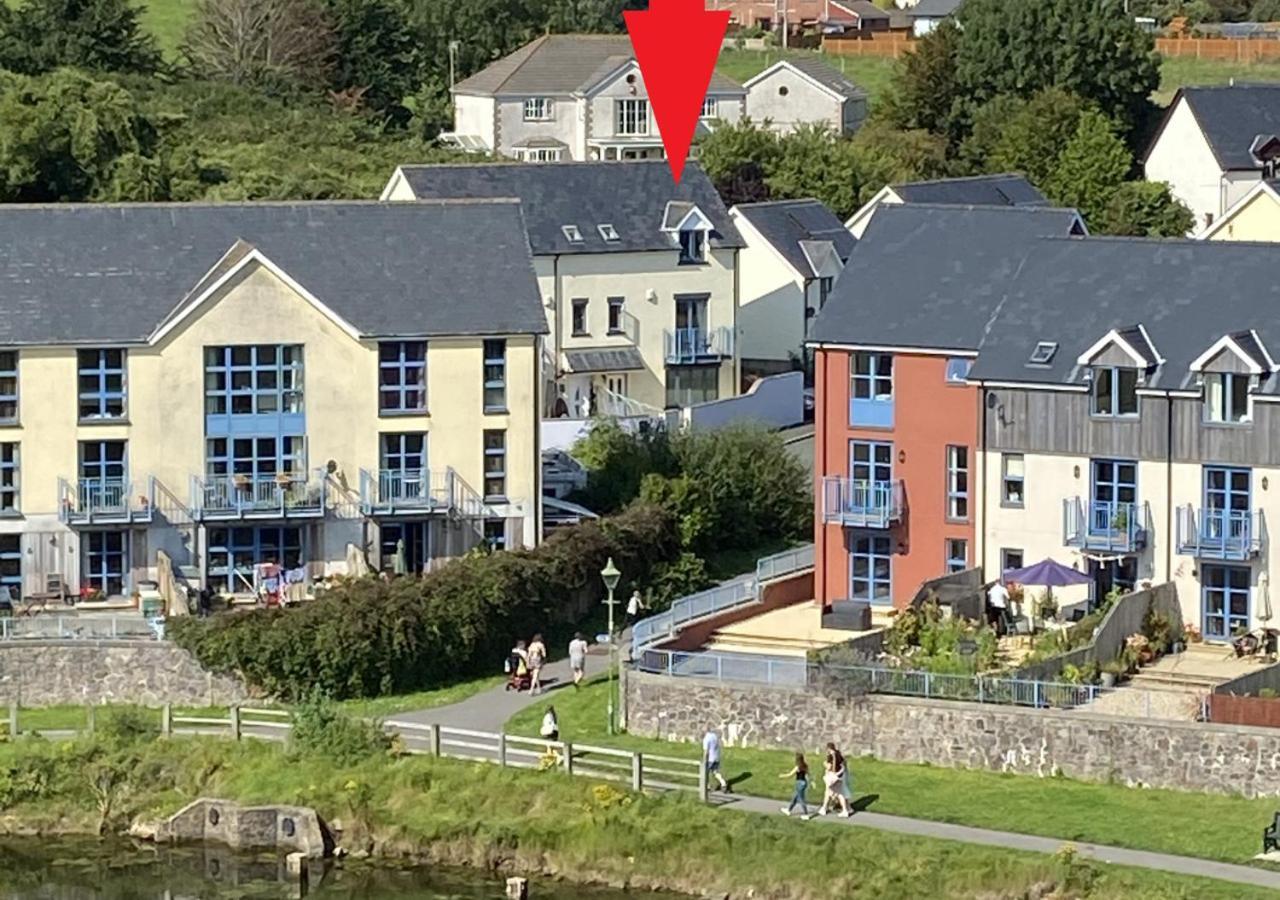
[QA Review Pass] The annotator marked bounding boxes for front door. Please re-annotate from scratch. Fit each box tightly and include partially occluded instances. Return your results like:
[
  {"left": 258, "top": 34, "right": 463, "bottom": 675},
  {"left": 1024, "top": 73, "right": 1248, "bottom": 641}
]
[
  {"left": 380, "top": 522, "right": 429, "bottom": 574},
  {"left": 1202, "top": 564, "right": 1250, "bottom": 641},
  {"left": 1203, "top": 466, "right": 1250, "bottom": 544},
  {"left": 675, "top": 297, "right": 707, "bottom": 332},
  {"left": 849, "top": 533, "right": 892, "bottom": 606},
  {"left": 1090, "top": 458, "right": 1137, "bottom": 534},
  {"left": 1087, "top": 557, "right": 1136, "bottom": 609},
  {"left": 79, "top": 440, "right": 127, "bottom": 510}
]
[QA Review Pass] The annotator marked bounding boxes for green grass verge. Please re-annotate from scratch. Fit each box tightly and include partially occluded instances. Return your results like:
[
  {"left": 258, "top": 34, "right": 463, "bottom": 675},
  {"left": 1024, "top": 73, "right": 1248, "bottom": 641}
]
[
  {"left": 0, "top": 732, "right": 1269, "bottom": 899},
  {"left": 508, "top": 677, "right": 1275, "bottom": 866},
  {"left": 335, "top": 677, "right": 503, "bottom": 719},
  {"left": 716, "top": 48, "right": 898, "bottom": 107},
  {"left": 138, "top": 0, "right": 196, "bottom": 55},
  {"left": 1156, "top": 56, "right": 1280, "bottom": 105}
]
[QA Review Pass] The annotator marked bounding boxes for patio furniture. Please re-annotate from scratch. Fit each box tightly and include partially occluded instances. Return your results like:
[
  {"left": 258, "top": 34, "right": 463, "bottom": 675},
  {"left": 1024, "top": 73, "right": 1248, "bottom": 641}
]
[{"left": 1264, "top": 811, "right": 1280, "bottom": 853}]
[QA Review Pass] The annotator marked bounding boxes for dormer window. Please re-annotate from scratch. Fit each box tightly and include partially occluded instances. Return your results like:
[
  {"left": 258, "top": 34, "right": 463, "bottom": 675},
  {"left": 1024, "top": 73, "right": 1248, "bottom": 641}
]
[
  {"left": 598, "top": 224, "right": 619, "bottom": 242},
  {"left": 701, "top": 97, "right": 717, "bottom": 118},
  {"left": 523, "top": 98, "right": 553, "bottom": 121},
  {"left": 1204, "top": 372, "right": 1251, "bottom": 424},
  {"left": 561, "top": 225, "right": 583, "bottom": 244},
  {"left": 1090, "top": 366, "right": 1138, "bottom": 418},
  {"left": 678, "top": 227, "right": 706, "bottom": 264}
]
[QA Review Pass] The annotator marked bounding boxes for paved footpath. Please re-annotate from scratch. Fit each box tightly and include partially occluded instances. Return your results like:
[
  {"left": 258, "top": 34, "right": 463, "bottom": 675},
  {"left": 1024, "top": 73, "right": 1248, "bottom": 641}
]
[{"left": 390, "top": 648, "right": 1280, "bottom": 892}]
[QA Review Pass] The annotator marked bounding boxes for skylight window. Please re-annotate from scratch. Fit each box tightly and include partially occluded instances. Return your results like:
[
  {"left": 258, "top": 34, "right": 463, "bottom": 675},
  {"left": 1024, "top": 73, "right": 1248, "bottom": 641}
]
[
  {"left": 1029, "top": 342, "right": 1058, "bottom": 365},
  {"left": 561, "top": 225, "right": 583, "bottom": 243},
  {"left": 598, "top": 224, "right": 619, "bottom": 242}
]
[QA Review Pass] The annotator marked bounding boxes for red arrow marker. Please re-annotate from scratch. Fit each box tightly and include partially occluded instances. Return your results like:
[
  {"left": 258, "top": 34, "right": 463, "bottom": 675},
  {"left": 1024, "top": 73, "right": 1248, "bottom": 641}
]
[{"left": 625, "top": 0, "right": 730, "bottom": 184}]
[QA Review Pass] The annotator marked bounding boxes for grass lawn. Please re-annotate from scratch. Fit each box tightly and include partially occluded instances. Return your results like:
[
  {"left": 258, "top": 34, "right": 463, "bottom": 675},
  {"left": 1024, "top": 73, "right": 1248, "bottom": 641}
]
[
  {"left": 138, "top": 0, "right": 196, "bottom": 55},
  {"left": 0, "top": 733, "right": 1271, "bottom": 900},
  {"left": 716, "top": 48, "right": 899, "bottom": 107},
  {"left": 335, "top": 676, "right": 503, "bottom": 719},
  {"left": 1157, "top": 56, "right": 1280, "bottom": 104},
  {"left": 508, "top": 677, "right": 1276, "bottom": 866}
]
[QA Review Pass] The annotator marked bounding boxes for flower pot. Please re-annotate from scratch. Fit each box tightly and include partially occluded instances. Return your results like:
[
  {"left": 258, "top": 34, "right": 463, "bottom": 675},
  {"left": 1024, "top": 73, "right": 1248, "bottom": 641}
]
[
  {"left": 1171, "top": 641, "right": 1185, "bottom": 655},
  {"left": 1138, "top": 648, "right": 1154, "bottom": 665},
  {"left": 1101, "top": 672, "right": 1117, "bottom": 689}
]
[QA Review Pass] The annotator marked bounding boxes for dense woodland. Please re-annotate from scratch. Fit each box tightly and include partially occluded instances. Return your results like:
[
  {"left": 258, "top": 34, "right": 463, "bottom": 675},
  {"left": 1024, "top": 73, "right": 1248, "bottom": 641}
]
[{"left": 0, "top": 0, "right": 1191, "bottom": 236}]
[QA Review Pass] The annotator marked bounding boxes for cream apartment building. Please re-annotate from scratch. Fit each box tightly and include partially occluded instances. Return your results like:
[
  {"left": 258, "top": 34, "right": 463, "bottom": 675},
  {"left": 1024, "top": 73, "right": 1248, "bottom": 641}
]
[
  {"left": 444, "top": 34, "right": 746, "bottom": 162},
  {"left": 0, "top": 201, "right": 545, "bottom": 601},
  {"left": 383, "top": 161, "right": 742, "bottom": 413}
]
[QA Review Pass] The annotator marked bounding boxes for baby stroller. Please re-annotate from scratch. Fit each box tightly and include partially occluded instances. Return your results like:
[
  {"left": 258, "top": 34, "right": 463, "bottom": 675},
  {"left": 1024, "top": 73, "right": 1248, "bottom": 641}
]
[{"left": 505, "top": 650, "right": 531, "bottom": 692}]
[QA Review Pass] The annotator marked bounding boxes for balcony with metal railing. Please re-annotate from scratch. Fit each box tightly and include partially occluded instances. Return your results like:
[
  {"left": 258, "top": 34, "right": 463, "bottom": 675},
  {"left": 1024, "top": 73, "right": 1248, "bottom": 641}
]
[
  {"left": 821, "top": 477, "right": 904, "bottom": 529},
  {"left": 358, "top": 468, "right": 452, "bottom": 516},
  {"left": 1062, "top": 498, "right": 1151, "bottom": 554},
  {"left": 190, "top": 469, "right": 327, "bottom": 521},
  {"left": 1175, "top": 505, "right": 1264, "bottom": 561},
  {"left": 663, "top": 326, "right": 734, "bottom": 365},
  {"left": 58, "top": 477, "right": 156, "bottom": 525}
]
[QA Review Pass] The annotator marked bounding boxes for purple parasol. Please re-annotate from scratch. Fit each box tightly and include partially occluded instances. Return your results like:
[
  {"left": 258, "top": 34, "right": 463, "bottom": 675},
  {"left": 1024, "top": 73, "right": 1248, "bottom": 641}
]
[{"left": 1001, "top": 558, "right": 1091, "bottom": 587}]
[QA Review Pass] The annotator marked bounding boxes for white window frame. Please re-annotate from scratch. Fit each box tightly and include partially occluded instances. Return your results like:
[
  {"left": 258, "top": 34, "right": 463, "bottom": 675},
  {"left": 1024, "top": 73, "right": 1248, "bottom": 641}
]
[
  {"left": 1001, "top": 453, "right": 1024, "bottom": 508},
  {"left": 701, "top": 97, "right": 718, "bottom": 118},
  {"left": 1203, "top": 372, "right": 1252, "bottom": 424},
  {"left": 617, "top": 99, "right": 650, "bottom": 136},
  {"left": 523, "top": 97, "right": 553, "bottom": 121},
  {"left": 946, "top": 445, "right": 969, "bottom": 521}
]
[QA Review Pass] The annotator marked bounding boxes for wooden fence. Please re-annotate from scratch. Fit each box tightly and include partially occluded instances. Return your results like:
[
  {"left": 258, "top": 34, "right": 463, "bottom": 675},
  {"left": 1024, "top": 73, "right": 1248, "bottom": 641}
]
[
  {"left": 1156, "top": 37, "right": 1280, "bottom": 61},
  {"left": 1206, "top": 694, "right": 1280, "bottom": 728},
  {"left": 822, "top": 35, "right": 916, "bottom": 58}
]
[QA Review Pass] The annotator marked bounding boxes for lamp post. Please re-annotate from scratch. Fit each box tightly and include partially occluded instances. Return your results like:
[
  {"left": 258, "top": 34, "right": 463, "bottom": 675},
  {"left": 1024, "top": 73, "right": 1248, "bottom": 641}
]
[{"left": 600, "top": 557, "right": 622, "bottom": 735}]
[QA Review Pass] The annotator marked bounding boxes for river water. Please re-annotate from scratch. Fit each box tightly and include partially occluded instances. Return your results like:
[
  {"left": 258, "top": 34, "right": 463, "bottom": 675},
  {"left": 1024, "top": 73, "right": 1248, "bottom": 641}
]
[{"left": 0, "top": 839, "right": 669, "bottom": 900}]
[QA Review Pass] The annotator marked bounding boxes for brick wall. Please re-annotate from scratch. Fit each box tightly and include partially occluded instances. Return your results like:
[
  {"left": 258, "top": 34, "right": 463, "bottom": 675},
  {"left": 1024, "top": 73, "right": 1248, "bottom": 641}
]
[{"left": 626, "top": 669, "right": 1280, "bottom": 797}]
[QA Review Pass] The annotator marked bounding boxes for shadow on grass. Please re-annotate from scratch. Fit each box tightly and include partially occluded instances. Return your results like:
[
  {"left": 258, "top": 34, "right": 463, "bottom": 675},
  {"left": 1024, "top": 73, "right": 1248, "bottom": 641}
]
[
  {"left": 728, "top": 772, "right": 753, "bottom": 789},
  {"left": 852, "top": 793, "right": 880, "bottom": 813}
]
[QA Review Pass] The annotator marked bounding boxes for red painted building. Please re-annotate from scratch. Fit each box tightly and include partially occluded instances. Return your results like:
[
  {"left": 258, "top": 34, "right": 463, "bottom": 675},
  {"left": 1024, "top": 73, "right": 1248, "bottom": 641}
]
[{"left": 813, "top": 347, "right": 978, "bottom": 611}]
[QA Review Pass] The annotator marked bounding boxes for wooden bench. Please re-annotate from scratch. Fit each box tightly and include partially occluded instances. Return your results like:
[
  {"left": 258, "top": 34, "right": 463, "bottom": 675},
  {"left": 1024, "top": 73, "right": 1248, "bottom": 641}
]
[{"left": 1263, "top": 811, "right": 1280, "bottom": 853}]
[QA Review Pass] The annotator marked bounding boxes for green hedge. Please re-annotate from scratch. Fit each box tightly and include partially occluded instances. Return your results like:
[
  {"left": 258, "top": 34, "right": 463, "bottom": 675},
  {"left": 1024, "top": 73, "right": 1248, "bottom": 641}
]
[{"left": 170, "top": 503, "right": 680, "bottom": 700}]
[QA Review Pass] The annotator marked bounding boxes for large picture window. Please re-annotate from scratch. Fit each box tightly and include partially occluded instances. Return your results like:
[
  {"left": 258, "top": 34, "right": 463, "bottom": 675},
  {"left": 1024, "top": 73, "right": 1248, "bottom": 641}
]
[
  {"left": 205, "top": 345, "right": 304, "bottom": 416},
  {"left": 616, "top": 99, "right": 649, "bottom": 135},
  {"left": 84, "top": 530, "right": 127, "bottom": 597},
  {"left": 207, "top": 526, "right": 303, "bottom": 594}
]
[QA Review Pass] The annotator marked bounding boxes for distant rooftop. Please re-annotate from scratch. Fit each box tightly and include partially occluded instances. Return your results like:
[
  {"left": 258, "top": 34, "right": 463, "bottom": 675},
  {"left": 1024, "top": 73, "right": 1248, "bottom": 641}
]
[{"left": 890, "top": 173, "right": 1048, "bottom": 208}]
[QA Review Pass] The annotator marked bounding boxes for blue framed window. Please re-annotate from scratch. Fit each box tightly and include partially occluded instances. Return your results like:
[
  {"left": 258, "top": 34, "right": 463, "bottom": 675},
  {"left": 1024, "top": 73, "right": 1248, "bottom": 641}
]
[
  {"left": 77, "top": 349, "right": 126, "bottom": 421},
  {"left": 381, "top": 433, "right": 426, "bottom": 473},
  {"left": 1203, "top": 372, "right": 1250, "bottom": 424},
  {"left": 0, "top": 443, "right": 17, "bottom": 513},
  {"left": 947, "top": 445, "right": 969, "bottom": 520},
  {"left": 1202, "top": 564, "right": 1249, "bottom": 641},
  {"left": 850, "top": 533, "right": 892, "bottom": 605},
  {"left": 850, "top": 440, "right": 891, "bottom": 484},
  {"left": 946, "top": 538, "right": 968, "bottom": 574},
  {"left": 0, "top": 534, "right": 19, "bottom": 596},
  {"left": 1203, "top": 465, "right": 1250, "bottom": 541},
  {"left": 84, "top": 530, "right": 127, "bottom": 596},
  {"left": 379, "top": 341, "right": 427, "bottom": 415},
  {"left": 206, "top": 436, "right": 304, "bottom": 479},
  {"left": 80, "top": 441, "right": 126, "bottom": 483},
  {"left": 1090, "top": 366, "right": 1138, "bottom": 417},
  {"left": 944, "top": 358, "right": 971, "bottom": 384},
  {"left": 204, "top": 345, "right": 304, "bottom": 419},
  {"left": 483, "top": 430, "right": 506, "bottom": 500},
  {"left": 483, "top": 340, "right": 507, "bottom": 413},
  {"left": 850, "top": 352, "right": 893, "bottom": 427},
  {"left": 1091, "top": 459, "right": 1137, "bottom": 507},
  {"left": 207, "top": 525, "right": 303, "bottom": 594},
  {"left": 0, "top": 351, "right": 17, "bottom": 424},
  {"left": 485, "top": 519, "right": 507, "bottom": 550}
]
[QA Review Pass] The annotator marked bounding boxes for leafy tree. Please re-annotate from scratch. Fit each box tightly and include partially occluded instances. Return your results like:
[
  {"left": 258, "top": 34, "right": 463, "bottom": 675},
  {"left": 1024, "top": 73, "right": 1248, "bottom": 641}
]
[
  {"left": 403, "top": 77, "right": 454, "bottom": 140},
  {"left": 848, "top": 121, "right": 948, "bottom": 205},
  {"left": 1252, "top": 0, "right": 1280, "bottom": 19},
  {"left": 0, "top": 69, "right": 163, "bottom": 202},
  {"left": 1098, "top": 180, "right": 1194, "bottom": 236},
  {"left": 571, "top": 419, "right": 678, "bottom": 514},
  {"left": 765, "top": 123, "right": 862, "bottom": 219},
  {"left": 183, "top": 0, "right": 337, "bottom": 88},
  {"left": 0, "top": 0, "right": 161, "bottom": 75},
  {"left": 877, "top": 21, "right": 963, "bottom": 143},
  {"left": 953, "top": 0, "right": 1160, "bottom": 139},
  {"left": 967, "top": 88, "right": 1092, "bottom": 188},
  {"left": 1044, "top": 109, "right": 1133, "bottom": 227},
  {"left": 695, "top": 117, "right": 782, "bottom": 206},
  {"left": 324, "top": 0, "right": 423, "bottom": 116}
]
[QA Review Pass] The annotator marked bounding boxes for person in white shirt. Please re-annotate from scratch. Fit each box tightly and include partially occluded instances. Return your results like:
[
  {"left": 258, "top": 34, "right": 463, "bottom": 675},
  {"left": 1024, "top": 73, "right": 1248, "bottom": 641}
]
[
  {"left": 626, "top": 590, "right": 646, "bottom": 627},
  {"left": 568, "top": 632, "right": 589, "bottom": 688},
  {"left": 987, "top": 581, "right": 1010, "bottom": 636},
  {"left": 702, "top": 728, "right": 731, "bottom": 793}
]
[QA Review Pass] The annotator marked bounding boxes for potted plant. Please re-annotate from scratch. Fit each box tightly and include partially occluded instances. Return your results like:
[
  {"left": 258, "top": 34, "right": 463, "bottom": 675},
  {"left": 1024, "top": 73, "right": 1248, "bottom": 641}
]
[
  {"left": 1126, "top": 632, "right": 1152, "bottom": 666},
  {"left": 1111, "top": 506, "right": 1130, "bottom": 531},
  {"left": 1183, "top": 623, "right": 1202, "bottom": 644},
  {"left": 1101, "top": 659, "right": 1126, "bottom": 688},
  {"left": 233, "top": 473, "right": 251, "bottom": 490},
  {"left": 1038, "top": 591, "right": 1059, "bottom": 622}
]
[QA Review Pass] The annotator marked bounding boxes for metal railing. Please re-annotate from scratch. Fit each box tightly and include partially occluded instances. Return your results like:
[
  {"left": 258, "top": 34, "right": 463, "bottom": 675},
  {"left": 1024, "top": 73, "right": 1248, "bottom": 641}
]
[
  {"left": 0, "top": 615, "right": 163, "bottom": 641},
  {"left": 58, "top": 477, "right": 156, "bottom": 525},
  {"left": 821, "top": 477, "right": 904, "bottom": 528},
  {"left": 663, "top": 326, "right": 734, "bottom": 364},
  {"left": 634, "top": 650, "right": 1209, "bottom": 721},
  {"left": 1175, "top": 504, "right": 1264, "bottom": 560},
  {"left": 190, "top": 469, "right": 327, "bottom": 520},
  {"left": 1062, "top": 498, "right": 1151, "bottom": 553},
  {"left": 358, "top": 468, "right": 452, "bottom": 515},
  {"left": 630, "top": 544, "right": 816, "bottom": 655}
]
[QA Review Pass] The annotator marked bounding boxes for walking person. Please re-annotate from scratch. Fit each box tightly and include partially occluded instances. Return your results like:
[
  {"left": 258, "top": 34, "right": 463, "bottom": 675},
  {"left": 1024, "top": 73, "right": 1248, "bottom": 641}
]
[
  {"left": 702, "top": 727, "right": 732, "bottom": 794},
  {"left": 528, "top": 632, "right": 547, "bottom": 695},
  {"left": 817, "top": 742, "right": 852, "bottom": 817},
  {"left": 540, "top": 705, "right": 562, "bottom": 766},
  {"left": 779, "top": 752, "right": 810, "bottom": 818},
  {"left": 505, "top": 639, "right": 530, "bottom": 692},
  {"left": 987, "top": 579, "right": 1010, "bottom": 636},
  {"left": 568, "top": 632, "right": 589, "bottom": 689},
  {"left": 626, "top": 590, "right": 646, "bottom": 628}
]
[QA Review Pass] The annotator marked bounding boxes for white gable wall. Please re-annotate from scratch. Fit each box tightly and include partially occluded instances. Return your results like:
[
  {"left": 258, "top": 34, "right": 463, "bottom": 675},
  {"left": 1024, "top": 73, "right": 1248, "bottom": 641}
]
[
  {"left": 496, "top": 95, "right": 582, "bottom": 160},
  {"left": 747, "top": 68, "right": 845, "bottom": 135},
  {"left": 1144, "top": 97, "right": 1233, "bottom": 232},
  {"left": 452, "top": 95, "right": 497, "bottom": 150}
]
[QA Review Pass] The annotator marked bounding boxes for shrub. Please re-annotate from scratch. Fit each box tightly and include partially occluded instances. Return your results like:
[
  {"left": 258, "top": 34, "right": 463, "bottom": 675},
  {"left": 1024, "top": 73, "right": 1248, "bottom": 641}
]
[
  {"left": 290, "top": 692, "right": 390, "bottom": 764},
  {"left": 171, "top": 502, "right": 681, "bottom": 700},
  {"left": 646, "top": 552, "right": 712, "bottom": 612}
]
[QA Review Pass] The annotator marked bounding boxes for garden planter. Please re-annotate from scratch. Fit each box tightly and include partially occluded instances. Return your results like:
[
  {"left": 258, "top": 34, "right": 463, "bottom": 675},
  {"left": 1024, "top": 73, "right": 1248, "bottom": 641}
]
[{"left": 1100, "top": 672, "right": 1117, "bottom": 688}]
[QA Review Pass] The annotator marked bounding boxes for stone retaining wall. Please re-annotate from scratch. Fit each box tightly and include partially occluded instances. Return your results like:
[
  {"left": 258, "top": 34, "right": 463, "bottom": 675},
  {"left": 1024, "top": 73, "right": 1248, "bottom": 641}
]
[
  {"left": 626, "top": 669, "right": 1280, "bottom": 798},
  {"left": 0, "top": 640, "right": 248, "bottom": 707}
]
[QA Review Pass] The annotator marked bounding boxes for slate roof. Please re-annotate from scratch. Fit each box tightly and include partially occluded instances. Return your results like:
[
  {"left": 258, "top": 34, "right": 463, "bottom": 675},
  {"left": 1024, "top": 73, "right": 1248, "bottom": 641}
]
[
  {"left": 1170, "top": 85, "right": 1280, "bottom": 170},
  {"left": 395, "top": 161, "right": 744, "bottom": 256},
  {"left": 0, "top": 201, "right": 547, "bottom": 346},
  {"left": 733, "top": 198, "right": 856, "bottom": 278},
  {"left": 808, "top": 204, "right": 1085, "bottom": 350},
  {"left": 835, "top": 0, "right": 891, "bottom": 22},
  {"left": 564, "top": 346, "right": 645, "bottom": 373},
  {"left": 746, "top": 57, "right": 866, "bottom": 101},
  {"left": 890, "top": 174, "right": 1048, "bottom": 207},
  {"left": 453, "top": 34, "right": 743, "bottom": 96},
  {"left": 966, "top": 237, "right": 1280, "bottom": 394},
  {"left": 910, "top": 0, "right": 964, "bottom": 17}
]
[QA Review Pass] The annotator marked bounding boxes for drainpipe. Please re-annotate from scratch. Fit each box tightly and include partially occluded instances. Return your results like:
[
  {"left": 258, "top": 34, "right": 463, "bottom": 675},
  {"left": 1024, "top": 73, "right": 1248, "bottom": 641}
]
[
  {"left": 816, "top": 347, "right": 829, "bottom": 609},
  {"left": 553, "top": 254, "right": 561, "bottom": 414},
  {"left": 980, "top": 383, "right": 989, "bottom": 578},
  {"left": 1165, "top": 392, "right": 1173, "bottom": 584}
]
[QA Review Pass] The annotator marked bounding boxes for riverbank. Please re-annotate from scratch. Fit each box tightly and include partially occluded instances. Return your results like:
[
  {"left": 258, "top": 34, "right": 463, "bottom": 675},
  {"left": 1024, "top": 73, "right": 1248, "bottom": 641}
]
[{"left": 0, "top": 722, "right": 1273, "bottom": 900}]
